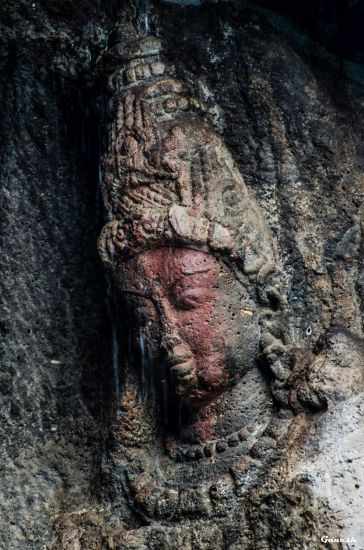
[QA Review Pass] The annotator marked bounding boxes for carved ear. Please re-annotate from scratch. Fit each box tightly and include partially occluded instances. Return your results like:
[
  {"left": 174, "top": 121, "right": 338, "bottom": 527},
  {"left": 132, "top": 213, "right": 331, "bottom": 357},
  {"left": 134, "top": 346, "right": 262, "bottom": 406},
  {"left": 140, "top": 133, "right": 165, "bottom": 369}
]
[
  {"left": 98, "top": 220, "right": 126, "bottom": 269},
  {"left": 256, "top": 264, "right": 286, "bottom": 312}
]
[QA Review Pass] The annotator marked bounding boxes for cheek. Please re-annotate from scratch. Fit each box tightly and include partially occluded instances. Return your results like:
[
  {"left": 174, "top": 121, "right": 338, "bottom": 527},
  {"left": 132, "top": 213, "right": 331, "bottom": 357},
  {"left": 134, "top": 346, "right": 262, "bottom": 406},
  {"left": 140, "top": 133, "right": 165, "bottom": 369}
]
[
  {"left": 225, "top": 313, "right": 261, "bottom": 376},
  {"left": 180, "top": 305, "right": 260, "bottom": 372},
  {"left": 176, "top": 306, "right": 226, "bottom": 356}
]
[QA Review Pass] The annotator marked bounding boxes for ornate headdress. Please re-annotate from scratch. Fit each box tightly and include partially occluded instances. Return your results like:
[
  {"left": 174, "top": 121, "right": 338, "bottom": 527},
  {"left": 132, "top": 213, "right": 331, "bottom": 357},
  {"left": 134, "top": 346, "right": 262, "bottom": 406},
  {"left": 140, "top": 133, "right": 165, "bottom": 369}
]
[{"left": 98, "top": 34, "right": 277, "bottom": 284}]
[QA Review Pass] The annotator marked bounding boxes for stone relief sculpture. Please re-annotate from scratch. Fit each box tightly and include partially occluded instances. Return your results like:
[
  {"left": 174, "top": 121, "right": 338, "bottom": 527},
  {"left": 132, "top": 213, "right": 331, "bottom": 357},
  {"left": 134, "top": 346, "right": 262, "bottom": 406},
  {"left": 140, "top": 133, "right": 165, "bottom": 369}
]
[{"left": 55, "top": 29, "right": 364, "bottom": 550}]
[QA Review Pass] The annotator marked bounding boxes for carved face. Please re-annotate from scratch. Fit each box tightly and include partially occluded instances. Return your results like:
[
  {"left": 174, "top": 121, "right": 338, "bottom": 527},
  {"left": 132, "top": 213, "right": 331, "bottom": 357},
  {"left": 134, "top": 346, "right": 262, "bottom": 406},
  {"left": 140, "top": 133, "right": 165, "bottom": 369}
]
[{"left": 118, "top": 247, "right": 260, "bottom": 408}]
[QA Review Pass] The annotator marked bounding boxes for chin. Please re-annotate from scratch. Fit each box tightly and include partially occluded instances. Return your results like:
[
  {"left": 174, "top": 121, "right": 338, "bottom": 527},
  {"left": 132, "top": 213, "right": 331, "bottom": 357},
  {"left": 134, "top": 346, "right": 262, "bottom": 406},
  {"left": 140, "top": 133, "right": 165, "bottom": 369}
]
[{"left": 181, "top": 385, "right": 226, "bottom": 409}]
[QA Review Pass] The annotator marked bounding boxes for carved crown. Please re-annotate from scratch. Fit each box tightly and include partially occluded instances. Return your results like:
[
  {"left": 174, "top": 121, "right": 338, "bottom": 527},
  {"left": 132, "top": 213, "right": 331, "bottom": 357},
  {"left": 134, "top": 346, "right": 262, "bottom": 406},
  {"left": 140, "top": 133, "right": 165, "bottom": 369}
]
[
  {"left": 99, "top": 36, "right": 278, "bottom": 288},
  {"left": 107, "top": 35, "right": 168, "bottom": 90}
]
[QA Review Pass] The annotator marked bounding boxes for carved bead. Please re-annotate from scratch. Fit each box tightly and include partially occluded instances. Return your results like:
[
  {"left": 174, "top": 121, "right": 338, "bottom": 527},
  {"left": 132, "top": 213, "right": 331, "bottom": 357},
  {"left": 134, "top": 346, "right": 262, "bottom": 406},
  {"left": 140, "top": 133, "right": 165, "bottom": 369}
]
[
  {"left": 144, "top": 65, "right": 151, "bottom": 79},
  {"left": 151, "top": 62, "right": 165, "bottom": 76},
  {"left": 164, "top": 98, "right": 177, "bottom": 113},
  {"left": 134, "top": 64, "right": 144, "bottom": 80},
  {"left": 216, "top": 441, "right": 227, "bottom": 453},
  {"left": 126, "top": 68, "right": 136, "bottom": 83},
  {"left": 178, "top": 97, "right": 189, "bottom": 110}
]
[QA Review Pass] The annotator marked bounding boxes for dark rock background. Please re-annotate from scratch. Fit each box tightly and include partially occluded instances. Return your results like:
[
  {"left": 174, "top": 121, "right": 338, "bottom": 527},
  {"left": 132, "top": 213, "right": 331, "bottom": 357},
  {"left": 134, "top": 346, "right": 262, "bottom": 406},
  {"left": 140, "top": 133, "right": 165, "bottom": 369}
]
[{"left": 1, "top": 1, "right": 364, "bottom": 548}]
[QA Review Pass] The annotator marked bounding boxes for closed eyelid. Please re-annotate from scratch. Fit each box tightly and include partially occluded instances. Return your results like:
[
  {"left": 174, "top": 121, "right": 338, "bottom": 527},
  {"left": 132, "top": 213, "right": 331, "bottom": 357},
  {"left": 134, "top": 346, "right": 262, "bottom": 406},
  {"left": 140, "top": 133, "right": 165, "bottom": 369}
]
[
  {"left": 180, "top": 267, "right": 213, "bottom": 276},
  {"left": 172, "top": 285, "right": 216, "bottom": 303},
  {"left": 171, "top": 269, "right": 217, "bottom": 287},
  {"left": 170, "top": 278, "right": 217, "bottom": 297},
  {"left": 170, "top": 286, "right": 217, "bottom": 311}
]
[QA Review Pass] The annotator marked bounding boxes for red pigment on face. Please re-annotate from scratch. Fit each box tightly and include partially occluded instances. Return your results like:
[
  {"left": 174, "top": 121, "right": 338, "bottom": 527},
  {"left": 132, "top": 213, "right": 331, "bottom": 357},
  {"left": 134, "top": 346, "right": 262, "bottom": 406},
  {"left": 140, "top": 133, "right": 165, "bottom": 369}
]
[{"left": 123, "top": 248, "right": 229, "bottom": 409}]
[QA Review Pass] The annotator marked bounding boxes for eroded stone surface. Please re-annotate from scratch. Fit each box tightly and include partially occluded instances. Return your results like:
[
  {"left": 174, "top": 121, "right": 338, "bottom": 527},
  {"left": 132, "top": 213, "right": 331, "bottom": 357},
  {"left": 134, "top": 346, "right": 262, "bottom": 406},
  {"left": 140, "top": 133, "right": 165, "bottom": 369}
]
[
  {"left": 84, "top": 24, "right": 364, "bottom": 549},
  {"left": 2, "top": 1, "right": 364, "bottom": 549}
]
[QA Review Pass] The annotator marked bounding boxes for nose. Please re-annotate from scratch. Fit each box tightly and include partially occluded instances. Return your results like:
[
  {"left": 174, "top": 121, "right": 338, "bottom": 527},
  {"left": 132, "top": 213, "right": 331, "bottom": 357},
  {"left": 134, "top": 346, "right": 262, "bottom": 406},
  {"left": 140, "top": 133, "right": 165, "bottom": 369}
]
[
  {"left": 161, "top": 332, "right": 193, "bottom": 370},
  {"left": 157, "top": 297, "right": 180, "bottom": 348},
  {"left": 158, "top": 297, "right": 193, "bottom": 362}
]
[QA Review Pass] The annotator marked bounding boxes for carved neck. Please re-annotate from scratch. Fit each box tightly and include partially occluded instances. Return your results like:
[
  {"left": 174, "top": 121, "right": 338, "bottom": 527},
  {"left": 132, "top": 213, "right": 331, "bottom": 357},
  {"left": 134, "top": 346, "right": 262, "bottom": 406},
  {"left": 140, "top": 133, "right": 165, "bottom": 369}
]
[{"left": 164, "top": 366, "right": 274, "bottom": 460}]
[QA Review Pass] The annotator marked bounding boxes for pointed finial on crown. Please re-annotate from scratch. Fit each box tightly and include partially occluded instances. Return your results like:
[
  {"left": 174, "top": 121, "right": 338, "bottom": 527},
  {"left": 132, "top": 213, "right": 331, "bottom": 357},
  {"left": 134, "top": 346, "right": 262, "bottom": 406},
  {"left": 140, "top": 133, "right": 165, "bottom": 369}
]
[{"left": 106, "top": 32, "right": 168, "bottom": 91}]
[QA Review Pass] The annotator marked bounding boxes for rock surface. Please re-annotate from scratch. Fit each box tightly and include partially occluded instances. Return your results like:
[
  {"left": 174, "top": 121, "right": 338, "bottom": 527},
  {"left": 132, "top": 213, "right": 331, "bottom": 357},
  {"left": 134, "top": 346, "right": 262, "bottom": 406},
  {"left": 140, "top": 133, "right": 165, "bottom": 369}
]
[{"left": 1, "top": 1, "right": 364, "bottom": 548}]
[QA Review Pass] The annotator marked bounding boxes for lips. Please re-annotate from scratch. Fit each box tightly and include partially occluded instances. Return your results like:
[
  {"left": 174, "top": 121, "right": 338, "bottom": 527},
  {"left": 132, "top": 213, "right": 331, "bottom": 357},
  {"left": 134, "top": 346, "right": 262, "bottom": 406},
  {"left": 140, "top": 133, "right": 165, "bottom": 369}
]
[
  {"left": 168, "top": 346, "right": 197, "bottom": 395},
  {"left": 168, "top": 344, "right": 193, "bottom": 367}
]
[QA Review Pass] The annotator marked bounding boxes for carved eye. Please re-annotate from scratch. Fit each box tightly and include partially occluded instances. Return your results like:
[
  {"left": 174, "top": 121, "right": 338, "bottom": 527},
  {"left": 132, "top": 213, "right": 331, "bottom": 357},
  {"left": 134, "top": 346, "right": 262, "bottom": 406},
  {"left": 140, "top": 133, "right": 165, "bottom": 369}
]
[
  {"left": 174, "top": 288, "right": 208, "bottom": 310},
  {"left": 178, "top": 97, "right": 189, "bottom": 110},
  {"left": 164, "top": 98, "right": 178, "bottom": 113}
]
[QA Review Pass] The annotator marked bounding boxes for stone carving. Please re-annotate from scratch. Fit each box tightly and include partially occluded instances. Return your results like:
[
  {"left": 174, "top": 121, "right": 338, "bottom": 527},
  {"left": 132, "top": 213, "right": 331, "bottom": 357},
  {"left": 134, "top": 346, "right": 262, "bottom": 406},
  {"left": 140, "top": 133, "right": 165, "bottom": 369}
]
[{"left": 87, "top": 32, "right": 364, "bottom": 549}]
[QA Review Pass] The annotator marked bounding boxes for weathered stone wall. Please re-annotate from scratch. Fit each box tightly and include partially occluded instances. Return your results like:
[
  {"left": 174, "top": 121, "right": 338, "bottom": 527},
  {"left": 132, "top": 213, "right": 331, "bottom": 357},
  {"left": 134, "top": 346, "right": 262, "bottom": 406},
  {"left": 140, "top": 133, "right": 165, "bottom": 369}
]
[
  {"left": 1, "top": 1, "right": 364, "bottom": 548},
  {"left": 0, "top": 4, "right": 113, "bottom": 548}
]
